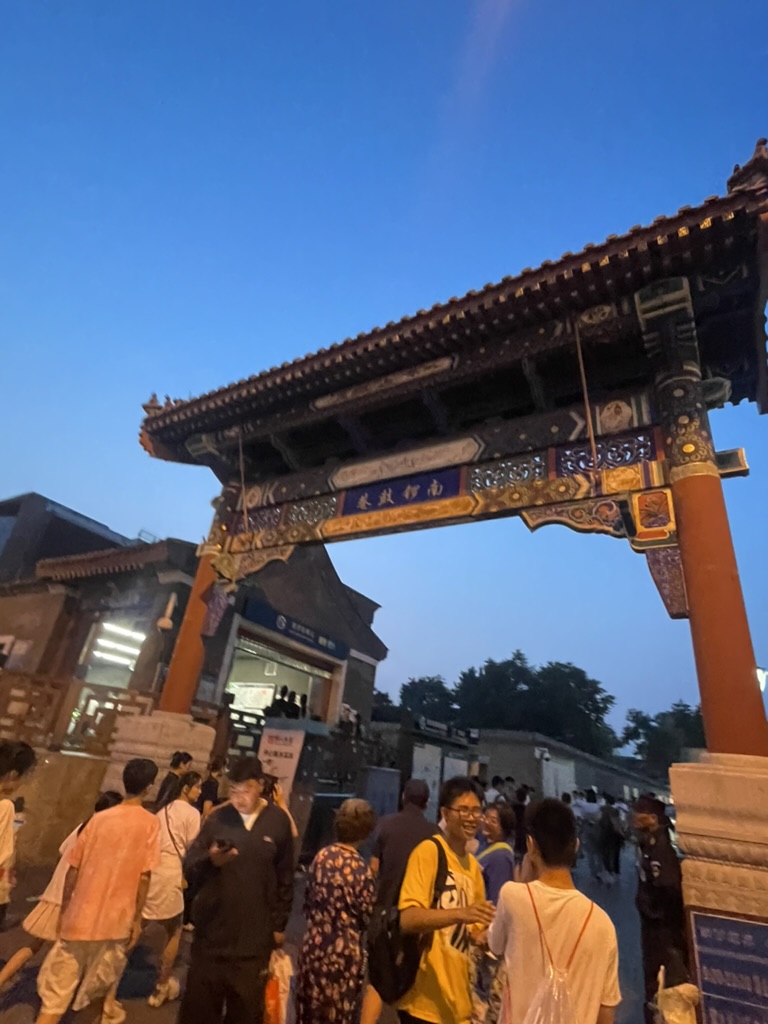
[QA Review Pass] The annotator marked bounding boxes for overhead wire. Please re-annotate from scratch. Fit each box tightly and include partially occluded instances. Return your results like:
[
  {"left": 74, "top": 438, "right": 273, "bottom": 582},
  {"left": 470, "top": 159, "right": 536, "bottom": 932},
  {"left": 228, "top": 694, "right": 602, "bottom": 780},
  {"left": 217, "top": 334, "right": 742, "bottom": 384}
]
[{"left": 574, "top": 317, "right": 600, "bottom": 475}]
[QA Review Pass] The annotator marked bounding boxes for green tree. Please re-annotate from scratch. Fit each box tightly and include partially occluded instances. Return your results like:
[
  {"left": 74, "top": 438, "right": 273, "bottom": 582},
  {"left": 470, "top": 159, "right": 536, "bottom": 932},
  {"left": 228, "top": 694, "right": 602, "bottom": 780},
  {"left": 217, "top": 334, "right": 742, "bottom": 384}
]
[
  {"left": 451, "top": 652, "right": 617, "bottom": 758},
  {"left": 622, "top": 701, "right": 705, "bottom": 773},
  {"left": 526, "top": 661, "right": 618, "bottom": 758},
  {"left": 399, "top": 676, "right": 456, "bottom": 722},
  {"left": 452, "top": 651, "right": 535, "bottom": 731},
  {"left": 371, "top": 687, "right": 401, "bottom": 723}
]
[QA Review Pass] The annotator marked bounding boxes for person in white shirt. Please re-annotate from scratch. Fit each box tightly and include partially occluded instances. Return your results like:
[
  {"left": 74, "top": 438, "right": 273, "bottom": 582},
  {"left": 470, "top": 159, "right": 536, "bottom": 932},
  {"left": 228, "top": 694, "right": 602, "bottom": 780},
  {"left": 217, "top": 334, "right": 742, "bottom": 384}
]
[
  {"left": 489, "top": 798, "right": 621, "bottom": 1024},
  {"left": 485, "top": 776, "right": 505, "bottom": 806},
  {"left": 142, "top": 771, "right": 202, "bottom": 1007},
  {"left": 579, "top": 789, "right": 604, "bottom": 880}
]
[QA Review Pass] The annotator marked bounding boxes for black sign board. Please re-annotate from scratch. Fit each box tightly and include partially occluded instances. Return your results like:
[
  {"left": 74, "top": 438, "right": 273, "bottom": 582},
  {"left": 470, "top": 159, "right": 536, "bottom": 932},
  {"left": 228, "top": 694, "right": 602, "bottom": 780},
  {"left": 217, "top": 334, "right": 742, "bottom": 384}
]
[{"left": 692, "top": 911, "right": 768, "bottom": 1023}]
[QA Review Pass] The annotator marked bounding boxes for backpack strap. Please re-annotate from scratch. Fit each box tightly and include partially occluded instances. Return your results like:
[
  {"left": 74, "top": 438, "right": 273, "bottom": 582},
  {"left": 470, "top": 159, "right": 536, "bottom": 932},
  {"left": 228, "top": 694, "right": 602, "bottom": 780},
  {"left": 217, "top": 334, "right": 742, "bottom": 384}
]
[
  {"left": 526, "top": 883, "right": 554, "bottom": 968},
  {"left": 428, "top": 836, "right": 449, "bottom": 908},
  {"left": 384, "top": 833, "right": 447, "bottom": 914},
  {"left": 565, "top": 900, "right": 594, "bottom": 970},
  {"left": 526, "top": 883, "right": 595, "bottom": 971},
  {"left": 413, "top": 836, "right": 450, "bottom": 957},
  {"left": 164, "top": 805, "right": 185, "bottom": 865}
]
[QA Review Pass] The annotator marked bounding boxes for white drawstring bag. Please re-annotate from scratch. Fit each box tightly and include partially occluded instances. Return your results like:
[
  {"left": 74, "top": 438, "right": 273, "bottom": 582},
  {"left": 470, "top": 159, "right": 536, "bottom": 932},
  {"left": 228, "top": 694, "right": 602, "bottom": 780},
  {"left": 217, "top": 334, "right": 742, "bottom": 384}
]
[
  {"left": 517, "top": 884, "right": 595, "bottom": 1024},
  {"left": 652, "top": 965, "right": 700, "bottom": 1024}
]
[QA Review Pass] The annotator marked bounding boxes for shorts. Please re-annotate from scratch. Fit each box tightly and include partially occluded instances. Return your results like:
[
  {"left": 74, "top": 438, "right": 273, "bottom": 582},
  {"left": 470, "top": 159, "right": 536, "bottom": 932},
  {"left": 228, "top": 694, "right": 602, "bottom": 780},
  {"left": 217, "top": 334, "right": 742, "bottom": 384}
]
[{"left": 37, "top": 938, "right": 128, "bottom": 1016}]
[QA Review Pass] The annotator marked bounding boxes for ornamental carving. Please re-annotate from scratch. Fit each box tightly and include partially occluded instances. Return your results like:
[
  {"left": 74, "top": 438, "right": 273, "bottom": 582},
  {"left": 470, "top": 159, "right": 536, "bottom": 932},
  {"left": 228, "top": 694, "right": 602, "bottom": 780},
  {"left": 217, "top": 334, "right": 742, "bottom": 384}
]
[
  {"left": 601, "top": 464, "right": 647, "bottom": 495},
  {"left": 521, "top": 500, "right": 624, "bottom": 538},
  {"left": 636, "top": 490, "right": 671, "bottom": 529},
  {"left": 284, "top": 495, "right": 339, "bottom": 527},
  {"left": 211, "top": 546, "right": 296, "bottom": 583},
  {"left": 670, "top": 754, "right": 768, "bottom": 916},
  {"left": 202, "top": 584, "right": 231, "bottom": 637},
  {"left": 474, "top": 475, "right": 589, "bottom": 515},
  {"left": 243, "top": 480, "right": 282, "bottom": 508},
  {"left": 230, "top": 507, "right": 281, "bottom": 535},
  {"left": 596, "top": 400, "right": 635, "bottom": 435},
  {"left": 628, "top": 488, "right": 676, "bottom": 549},
  {"left": 260, "top": 522, "right": 323, "bottom": 548},
  {"left": 579, "top": 304, "right": 613, "bottom": 327},
  {"left": 646, "top": 547, "right": 688, "bottom": 619},
  {"left": 682, "top": 861, "right": 768, "bottom": 920},
  {"left": 679, "top": 836, "right": 768, "bottom": 869},
  {"left": 577, "top": 304, "right": 616, "bottom": 336},
  {"left": 557, "top": 431, "right": 654, "bottom": 475},
  {"left": 658, "top": 376, "right": 716, "bottom": 469},
  {"left": 469, "top": 453, "right": 546, "bottom": 491}
]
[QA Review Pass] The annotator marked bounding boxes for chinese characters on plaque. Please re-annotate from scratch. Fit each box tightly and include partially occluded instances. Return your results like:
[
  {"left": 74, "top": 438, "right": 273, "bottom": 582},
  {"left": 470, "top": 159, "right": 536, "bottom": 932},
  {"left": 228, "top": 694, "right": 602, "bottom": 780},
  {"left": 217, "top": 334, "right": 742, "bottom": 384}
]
[
  {"left": 342, "top": 467, "right": 462, "bottom": 517},
  {"left": 693, "top": 911, "right": 768, "bottom": 1023}
]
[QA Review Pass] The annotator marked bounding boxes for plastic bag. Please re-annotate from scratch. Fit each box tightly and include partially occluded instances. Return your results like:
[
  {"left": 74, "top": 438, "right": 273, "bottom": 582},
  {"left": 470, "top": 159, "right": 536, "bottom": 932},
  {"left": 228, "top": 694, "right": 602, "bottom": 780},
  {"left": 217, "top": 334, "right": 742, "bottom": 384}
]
[
  {"left": 472, "top": 948, "right": 505, "bottom": 1024},
  {"left": 265, "top": 948, "right": 294, "bottom": 1024},
  {"left": 652, "top": 965, "right": 700, "bottom": 1024},
  {"left": 517, "top": 884, "right": 595, "bottom": 1024},
  {"left": 520, "top": 965, "right": 580, "bottom": 1024},
  {"left": 264, "top": 976, "right": 281, "bottom": 1024}
]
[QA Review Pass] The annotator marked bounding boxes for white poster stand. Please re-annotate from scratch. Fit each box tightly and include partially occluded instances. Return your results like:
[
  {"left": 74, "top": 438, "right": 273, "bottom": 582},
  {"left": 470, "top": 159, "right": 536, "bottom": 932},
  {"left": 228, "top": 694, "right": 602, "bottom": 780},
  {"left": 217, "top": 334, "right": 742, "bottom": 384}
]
[{"left": 258, "top": 728, "right": 306, "bottom": 801}]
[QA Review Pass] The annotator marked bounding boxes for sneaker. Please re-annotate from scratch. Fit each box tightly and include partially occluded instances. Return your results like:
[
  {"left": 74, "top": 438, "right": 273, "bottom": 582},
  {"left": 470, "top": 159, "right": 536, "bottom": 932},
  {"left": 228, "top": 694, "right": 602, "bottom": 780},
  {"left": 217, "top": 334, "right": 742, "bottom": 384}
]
[
  {"left": 148, "top": 984, "right": 170, "bottom": 1008},
  {"left": 102, "top": 1000, "right": 127, "bottom": 1024}
]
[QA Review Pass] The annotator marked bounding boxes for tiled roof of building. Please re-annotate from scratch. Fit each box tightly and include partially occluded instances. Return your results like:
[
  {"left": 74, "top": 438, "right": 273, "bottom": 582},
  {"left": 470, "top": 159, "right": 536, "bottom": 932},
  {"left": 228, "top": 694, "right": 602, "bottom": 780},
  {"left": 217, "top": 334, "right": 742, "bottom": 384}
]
[
  {"left": 36, "top": 539, "right": 195, "bottom": 582},
  {"left": 140, "top": 140, "right": 768, "bottom": 449}
]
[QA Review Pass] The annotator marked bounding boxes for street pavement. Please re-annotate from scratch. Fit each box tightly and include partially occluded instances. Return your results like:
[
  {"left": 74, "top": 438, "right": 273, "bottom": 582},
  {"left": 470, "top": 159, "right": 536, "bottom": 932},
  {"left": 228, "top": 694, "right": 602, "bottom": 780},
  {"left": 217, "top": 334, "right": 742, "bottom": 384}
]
[{"left": 0, "top": 851, "right": 645, "bottom": 1024}]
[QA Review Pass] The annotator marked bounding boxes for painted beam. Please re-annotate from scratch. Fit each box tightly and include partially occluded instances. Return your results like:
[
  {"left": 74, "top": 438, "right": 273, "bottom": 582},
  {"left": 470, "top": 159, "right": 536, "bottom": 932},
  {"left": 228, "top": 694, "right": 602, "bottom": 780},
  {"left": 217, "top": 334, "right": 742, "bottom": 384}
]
[{"left": 234, "top": 391, "right": 654, "bottom": 509}]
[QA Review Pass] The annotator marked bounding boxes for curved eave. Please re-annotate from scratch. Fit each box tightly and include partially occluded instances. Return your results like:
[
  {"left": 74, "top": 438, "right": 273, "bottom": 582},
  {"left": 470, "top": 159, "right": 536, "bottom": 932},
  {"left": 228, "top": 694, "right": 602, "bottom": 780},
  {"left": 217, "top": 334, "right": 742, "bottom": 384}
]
[{"left": 141, "top": 186, "right": 768, "bottom": 461}]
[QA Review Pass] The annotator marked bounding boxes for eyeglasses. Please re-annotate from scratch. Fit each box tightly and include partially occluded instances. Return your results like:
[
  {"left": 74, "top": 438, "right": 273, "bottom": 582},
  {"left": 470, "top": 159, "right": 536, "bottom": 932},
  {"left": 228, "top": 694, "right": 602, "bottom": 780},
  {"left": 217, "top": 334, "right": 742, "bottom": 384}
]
[{"left": 446, "top": 806, "right": 483, "bottom": 821}]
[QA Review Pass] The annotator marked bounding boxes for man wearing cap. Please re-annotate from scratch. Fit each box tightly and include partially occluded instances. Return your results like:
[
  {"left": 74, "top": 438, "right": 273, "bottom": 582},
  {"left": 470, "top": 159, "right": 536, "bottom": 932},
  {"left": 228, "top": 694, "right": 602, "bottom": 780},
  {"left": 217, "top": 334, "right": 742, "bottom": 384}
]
[
  {"left": 179, "top": 755, "right": 294, "bottom": 1024},
  {"left": 633, "top": 795, "right": 688, "bottom": 1024}
]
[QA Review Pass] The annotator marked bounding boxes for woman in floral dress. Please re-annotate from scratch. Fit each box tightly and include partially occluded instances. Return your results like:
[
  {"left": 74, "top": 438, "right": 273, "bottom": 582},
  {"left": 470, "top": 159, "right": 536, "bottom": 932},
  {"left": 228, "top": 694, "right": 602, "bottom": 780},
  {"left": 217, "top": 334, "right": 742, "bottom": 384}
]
[{"left": 296, "top": 799, "right": 377, "bottom": 1024}]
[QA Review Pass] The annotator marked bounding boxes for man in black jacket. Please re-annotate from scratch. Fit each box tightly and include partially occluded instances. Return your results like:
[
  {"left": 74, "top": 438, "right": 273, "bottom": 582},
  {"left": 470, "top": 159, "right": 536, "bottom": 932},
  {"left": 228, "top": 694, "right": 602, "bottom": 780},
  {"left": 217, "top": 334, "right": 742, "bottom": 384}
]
[
  {"left": 634, "top": 795, "right": 688, "bottom": 1024},
  {"left": 179, "top": 755, "right": 294, "bottom": 1024}
]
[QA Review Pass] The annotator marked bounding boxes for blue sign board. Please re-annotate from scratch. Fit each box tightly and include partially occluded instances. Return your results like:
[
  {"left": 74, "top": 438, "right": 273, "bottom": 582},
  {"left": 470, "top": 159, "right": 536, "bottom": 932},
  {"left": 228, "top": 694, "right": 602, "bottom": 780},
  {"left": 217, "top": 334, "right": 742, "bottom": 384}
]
[
  {"left": 693, "top": 911, "right": 768, "bottom": 1023},
  {"left": 342, "top": 466, "right": 462, "bottom": 517},
  {"left": 241, "top": 598, "right": 349, "bottom": 661}
]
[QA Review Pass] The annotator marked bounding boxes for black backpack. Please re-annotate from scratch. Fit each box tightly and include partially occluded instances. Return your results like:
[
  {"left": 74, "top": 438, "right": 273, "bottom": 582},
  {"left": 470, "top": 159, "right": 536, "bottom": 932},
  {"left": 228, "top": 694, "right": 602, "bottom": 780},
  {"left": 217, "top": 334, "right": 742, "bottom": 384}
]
[{"left": 368, "top": 836, "right": 449, "bottom": 1005}]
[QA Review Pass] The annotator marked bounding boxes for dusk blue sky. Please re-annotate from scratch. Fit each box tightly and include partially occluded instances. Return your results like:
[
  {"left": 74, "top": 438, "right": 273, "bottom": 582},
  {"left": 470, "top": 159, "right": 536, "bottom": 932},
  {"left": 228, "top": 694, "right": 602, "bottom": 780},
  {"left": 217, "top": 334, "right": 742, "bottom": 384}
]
[{"left": 3, "top": 1, "right": 767, "bottom": 729}]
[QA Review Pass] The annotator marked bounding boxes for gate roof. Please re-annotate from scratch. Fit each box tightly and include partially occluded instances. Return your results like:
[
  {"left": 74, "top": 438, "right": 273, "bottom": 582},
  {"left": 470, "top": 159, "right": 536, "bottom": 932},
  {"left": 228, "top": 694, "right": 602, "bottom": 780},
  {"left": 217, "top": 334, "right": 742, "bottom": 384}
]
[{"left": 140, "top": 141, "right": 768, "bottom": 482}]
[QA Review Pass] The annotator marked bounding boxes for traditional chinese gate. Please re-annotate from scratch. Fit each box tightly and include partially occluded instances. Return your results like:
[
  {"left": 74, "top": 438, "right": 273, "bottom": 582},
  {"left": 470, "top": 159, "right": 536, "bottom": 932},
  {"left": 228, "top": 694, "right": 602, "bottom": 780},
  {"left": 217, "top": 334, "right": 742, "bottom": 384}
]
[{"left": 141, "top": 140, "right": 768, "bottom": 759}]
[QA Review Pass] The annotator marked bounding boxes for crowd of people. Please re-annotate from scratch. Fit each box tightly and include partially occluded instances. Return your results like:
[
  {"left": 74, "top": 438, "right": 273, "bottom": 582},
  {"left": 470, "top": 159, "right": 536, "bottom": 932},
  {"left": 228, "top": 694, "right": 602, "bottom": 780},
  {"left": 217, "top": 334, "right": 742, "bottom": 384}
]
[{"left": 0, "top": 740, "right": 691, "bottom": 1024}]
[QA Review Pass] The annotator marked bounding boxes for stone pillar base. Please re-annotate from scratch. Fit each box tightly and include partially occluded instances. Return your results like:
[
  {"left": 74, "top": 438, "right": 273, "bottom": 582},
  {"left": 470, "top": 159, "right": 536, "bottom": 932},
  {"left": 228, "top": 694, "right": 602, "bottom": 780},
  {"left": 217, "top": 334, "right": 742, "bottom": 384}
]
[
  {"left": 16, "top": 751, "right": 109, "bottom": 867},
  {"left": 102, "top": 710, "right": 216, "bottom": 797},
  {"left": 671, "top": 752, "right": 768, "bottom": 918}
]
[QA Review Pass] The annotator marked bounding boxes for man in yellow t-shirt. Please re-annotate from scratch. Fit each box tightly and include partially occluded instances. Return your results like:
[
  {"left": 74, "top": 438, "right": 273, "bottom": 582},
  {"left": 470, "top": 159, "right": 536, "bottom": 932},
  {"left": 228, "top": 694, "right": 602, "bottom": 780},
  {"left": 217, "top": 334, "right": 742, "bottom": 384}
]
[{"left": 398, "top": 777, "right": 495, "bottom": 1024}]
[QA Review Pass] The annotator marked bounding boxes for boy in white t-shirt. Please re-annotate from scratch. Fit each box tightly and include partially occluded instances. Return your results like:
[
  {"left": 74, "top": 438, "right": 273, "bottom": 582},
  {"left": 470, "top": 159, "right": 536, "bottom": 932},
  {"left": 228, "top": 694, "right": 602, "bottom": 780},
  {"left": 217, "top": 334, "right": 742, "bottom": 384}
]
[{"left": 489, "top": 799, "right": 621, "bottom": 1024}]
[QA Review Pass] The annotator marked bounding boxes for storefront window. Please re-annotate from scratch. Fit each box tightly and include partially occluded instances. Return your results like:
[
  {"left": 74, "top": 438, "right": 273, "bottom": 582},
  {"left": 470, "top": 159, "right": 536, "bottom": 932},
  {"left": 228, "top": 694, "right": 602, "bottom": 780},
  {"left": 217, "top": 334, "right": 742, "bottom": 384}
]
[
  {"left": 226, "top": 635, "right": 332, "bottom": 715},
  {"left": 81, "top": 621, "right": 147, "bottom": 688}
]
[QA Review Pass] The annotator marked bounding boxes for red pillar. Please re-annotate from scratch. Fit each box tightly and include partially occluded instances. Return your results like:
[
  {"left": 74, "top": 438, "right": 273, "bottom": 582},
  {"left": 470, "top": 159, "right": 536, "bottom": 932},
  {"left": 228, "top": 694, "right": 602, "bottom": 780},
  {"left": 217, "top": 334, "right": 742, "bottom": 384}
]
[
  {"left": 635, "top": 276, "right": 768, "bottom": 757},
  {"left": 673, "top": 469, "right": 768, "bottom": 755},
  {"left": 158, "top": 554, "right": 217, "bottom": 715}
]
